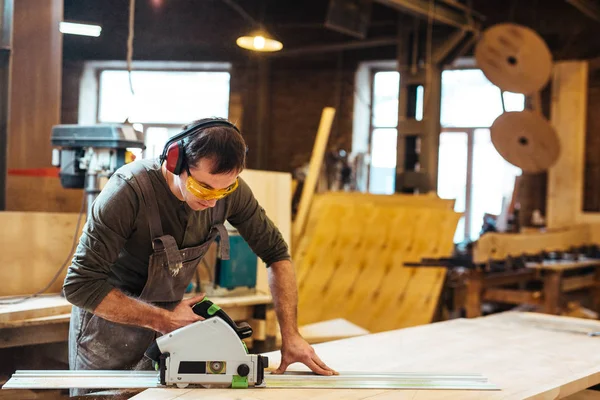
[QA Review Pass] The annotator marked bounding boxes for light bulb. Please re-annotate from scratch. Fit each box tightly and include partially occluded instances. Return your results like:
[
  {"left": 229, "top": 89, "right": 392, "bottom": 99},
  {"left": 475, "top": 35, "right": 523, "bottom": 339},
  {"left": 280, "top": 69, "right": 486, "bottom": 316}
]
[{"left": 253, "top": 36, "right": 266, "bottom": 50}]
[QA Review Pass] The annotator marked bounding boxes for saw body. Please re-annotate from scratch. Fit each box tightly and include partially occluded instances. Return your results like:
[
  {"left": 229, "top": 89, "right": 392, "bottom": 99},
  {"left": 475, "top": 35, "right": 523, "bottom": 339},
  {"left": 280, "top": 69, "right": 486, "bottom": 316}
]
[{"left": 145, "top": 298, "right": 268, "bottom": 388}]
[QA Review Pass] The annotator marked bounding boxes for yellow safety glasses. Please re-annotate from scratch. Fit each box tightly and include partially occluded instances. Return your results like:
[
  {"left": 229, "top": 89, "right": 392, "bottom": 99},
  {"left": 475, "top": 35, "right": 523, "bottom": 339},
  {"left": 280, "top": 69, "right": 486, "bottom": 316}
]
[{"left": 185, "top": 176, "right": 239, "bottom": 201}]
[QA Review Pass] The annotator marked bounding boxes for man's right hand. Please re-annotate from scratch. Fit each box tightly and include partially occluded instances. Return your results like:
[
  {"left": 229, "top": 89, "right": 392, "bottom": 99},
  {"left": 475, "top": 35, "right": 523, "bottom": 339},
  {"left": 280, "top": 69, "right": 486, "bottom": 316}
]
[{"left": 158, "top": 294, "right": 206, "bottom": 334}]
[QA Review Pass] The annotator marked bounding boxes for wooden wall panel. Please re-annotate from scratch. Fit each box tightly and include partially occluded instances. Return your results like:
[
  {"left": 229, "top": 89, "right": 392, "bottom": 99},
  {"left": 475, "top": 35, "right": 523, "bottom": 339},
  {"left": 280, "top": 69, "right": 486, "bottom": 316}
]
[
  {"left": 0, "top": 211, "right": 84, "bottom": 297},
  {"left": 6, "top": 0, "right": 63, "bottom": 210}
]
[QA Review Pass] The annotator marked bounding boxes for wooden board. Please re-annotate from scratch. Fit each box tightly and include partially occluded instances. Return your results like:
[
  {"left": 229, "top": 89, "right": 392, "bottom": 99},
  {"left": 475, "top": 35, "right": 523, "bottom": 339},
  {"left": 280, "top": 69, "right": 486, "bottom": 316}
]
[
  {"left": 6, "top": 175, "right": 84, "bottom": 213},
  {"left": 239, "top": 169, "right": 292, "bottom": 293},
  {"left": 547, "top": 61, "right": 590, "bottom": 229},
  {"left": 294, "top": 193, "right": 460, "bottom": 332},
  {"left": 292, "top": 107, "right": 336, "bottom": 246},
  {"left": 276, "top": 318, "right": 370, "bottom": 346},
  {"left": 0, "top": 296, "right": 71, "bottom": 323},
  {"left": 133, "top": 311, "right": 600, "bottom": 399},
  {"left": 0, "top": 211, "right": 85, "bottom": 297},
  {"left": 473, "top": 224, "right": 591, "bottom": 263}
]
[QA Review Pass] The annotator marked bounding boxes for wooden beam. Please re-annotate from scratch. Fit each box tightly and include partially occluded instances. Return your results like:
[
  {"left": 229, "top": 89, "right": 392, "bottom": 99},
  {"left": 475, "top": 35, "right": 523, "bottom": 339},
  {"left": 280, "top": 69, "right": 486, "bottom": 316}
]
[
  {"left": 547, "top": 61, "right": 589, "bottom": 229},
  {"left": 292, "top": 107, "right": 335, "bottom": 246},
  {"left": 373, "top": 0, "right": 481, "bottom": 30},
  {"left": 483, "top": 288, "right": 542, "bottom": 305},
  {"left": 483, "top": 269, "right": 537, "bottom": 287},
  {"left": 562, "top": 274, "right": 598, "bottom": 292},
  {"left": 0, "top": 321, "right": 68, "bottom": 349},
  {"left": 271, "top": 37, "right": 397, "bottom": 57}
]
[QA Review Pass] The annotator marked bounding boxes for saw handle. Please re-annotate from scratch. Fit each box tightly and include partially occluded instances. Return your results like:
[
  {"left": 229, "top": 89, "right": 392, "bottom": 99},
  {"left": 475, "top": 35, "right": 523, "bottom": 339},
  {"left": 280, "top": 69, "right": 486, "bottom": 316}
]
[{"left": 193, "top": 298, "right": 253, "bottom": 340}]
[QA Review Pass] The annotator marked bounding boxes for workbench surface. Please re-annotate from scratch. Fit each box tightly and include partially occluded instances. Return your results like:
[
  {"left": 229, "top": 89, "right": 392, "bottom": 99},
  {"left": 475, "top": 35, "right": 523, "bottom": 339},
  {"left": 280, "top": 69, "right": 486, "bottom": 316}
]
[{"left": 132, "top": 312, "right": 600, "bottom": 400}]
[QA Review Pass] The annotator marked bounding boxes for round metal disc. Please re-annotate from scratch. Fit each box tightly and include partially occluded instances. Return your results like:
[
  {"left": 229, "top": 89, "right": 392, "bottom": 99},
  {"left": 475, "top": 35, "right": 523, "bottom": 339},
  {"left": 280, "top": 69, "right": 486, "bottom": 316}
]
[
  {"left": 490, "top": 111, "right": 560, "bottom": 173},
  {"left": 475, "top": 23, "right": 552, "bottom": 94}
]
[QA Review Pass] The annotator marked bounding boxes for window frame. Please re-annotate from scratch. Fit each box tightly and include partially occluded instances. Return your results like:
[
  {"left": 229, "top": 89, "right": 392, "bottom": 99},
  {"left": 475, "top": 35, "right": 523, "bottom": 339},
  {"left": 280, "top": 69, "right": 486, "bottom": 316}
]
[
  {"left": 78, "top": 60, "right": 232, "bottom": 126},
  {"left": 366, "top": 63, "right": 523, "bottom": 243}
]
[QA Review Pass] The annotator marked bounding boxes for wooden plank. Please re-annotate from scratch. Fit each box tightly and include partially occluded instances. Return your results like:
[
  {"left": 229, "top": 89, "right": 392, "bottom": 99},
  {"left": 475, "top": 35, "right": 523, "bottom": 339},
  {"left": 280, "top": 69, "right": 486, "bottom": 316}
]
[
  {"left": 547, "top": 61, "right": 589, "bottom": 229},
  {"left": 277, "top": 318, "right": 370, "bottom": 346},
  {"left": 135, "top": 312, "right": 600, "bottom": 399},
  {"left": 0, "top": 212, "right": 85, "bottom": 297},
  {"left": 484, "top": 269, "right": 537, "bottom": 286},
  {"left": 483, "top": 288, "right": 542, "bottom": 305},
  {"left": 562, "top": 274, "right": 598, "bottom": 292},
  {"left": 0, "top": 295, "right": 71, "bottom": 323},
  {"left": 292, "top": 107, "right": 336, "bottom": 246},
  {"left": 239, "top": 169, "right": 292, "bottom": 293},
  {"left": 6, "top": 175, "right": 84, "bottom": 213},
  {"left": 0, "top": 321, "right": 69, "bottom": 349},
  {"left": 474, "top": 225, "right": 591, "bottom": 264}
]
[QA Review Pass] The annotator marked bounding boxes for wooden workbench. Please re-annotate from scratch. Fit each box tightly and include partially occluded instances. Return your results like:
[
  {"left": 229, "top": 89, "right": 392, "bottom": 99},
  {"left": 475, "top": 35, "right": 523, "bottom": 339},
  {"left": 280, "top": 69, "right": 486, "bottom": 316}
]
[
  {"left": 133, "top": 312, "right": 600, "bottom": 400},
  {"left": 465, "top": 258, "right": 600, "bottom": 318},
  {"left": 0, "top": 292, "right": 277, "bottom": 351}
]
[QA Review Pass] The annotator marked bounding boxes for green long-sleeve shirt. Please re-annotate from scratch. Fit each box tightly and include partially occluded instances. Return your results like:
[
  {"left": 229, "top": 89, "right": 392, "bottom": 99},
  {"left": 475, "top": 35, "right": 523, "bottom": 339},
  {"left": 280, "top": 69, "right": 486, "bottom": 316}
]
[{"left": 63, "top": 158, "right": 290, "bottom": 312}]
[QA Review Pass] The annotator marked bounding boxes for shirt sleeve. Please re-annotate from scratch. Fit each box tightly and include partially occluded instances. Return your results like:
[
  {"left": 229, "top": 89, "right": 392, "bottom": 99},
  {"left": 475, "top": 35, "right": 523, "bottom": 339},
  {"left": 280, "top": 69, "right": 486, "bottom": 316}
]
[
  {"left": 62, "top": 173, "right": 139, "bottom": 312},
  {"left": 225, "top": 177, "right": 291, "bottom": 266}
]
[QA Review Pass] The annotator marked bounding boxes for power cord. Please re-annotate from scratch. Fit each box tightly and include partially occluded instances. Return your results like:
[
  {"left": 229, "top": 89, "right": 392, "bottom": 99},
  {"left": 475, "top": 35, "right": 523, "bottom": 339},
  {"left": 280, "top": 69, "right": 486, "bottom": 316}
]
[{"left": 0, "top": 193, "right": 87, "bottom": 305}]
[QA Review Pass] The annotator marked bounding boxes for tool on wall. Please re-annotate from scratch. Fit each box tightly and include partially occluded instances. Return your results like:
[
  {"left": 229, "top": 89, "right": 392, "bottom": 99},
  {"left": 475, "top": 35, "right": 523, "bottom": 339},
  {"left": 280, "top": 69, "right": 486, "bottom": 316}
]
[{"left": 475, "top": 23, "right": 560, "bottom": 173}]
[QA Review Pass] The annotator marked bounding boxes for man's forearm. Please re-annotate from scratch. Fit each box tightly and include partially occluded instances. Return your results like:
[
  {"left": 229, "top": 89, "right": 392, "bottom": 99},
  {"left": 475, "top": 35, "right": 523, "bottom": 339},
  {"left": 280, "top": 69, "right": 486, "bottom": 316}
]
[
  {"left": 93, "top": 289, "right": 169, "bottom": 333},
  {"left": 267, "top": 260, "right": 300, "bottom": 339}
]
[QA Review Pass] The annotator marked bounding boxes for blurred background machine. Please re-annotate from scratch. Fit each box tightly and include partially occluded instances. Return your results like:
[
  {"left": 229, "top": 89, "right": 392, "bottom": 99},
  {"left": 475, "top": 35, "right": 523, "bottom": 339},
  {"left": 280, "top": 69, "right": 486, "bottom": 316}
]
[
  {"left": 201, "top": 223, "right": 259, "bottom": 297},
  {"left": 50, "top": 124, "right": 145, "bottom": 215}
]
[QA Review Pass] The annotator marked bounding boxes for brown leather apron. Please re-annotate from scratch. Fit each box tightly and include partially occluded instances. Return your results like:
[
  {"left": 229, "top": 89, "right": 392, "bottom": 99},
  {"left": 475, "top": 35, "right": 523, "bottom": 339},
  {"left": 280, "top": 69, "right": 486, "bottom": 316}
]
[{"left": 68, "top": 163, "right": 229, "bottom": 396}]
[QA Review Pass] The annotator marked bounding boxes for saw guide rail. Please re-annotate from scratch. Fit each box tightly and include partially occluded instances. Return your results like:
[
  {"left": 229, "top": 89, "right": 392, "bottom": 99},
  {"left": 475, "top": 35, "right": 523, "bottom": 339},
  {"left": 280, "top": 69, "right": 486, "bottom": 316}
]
[{"left": 2, "top": 370, "right": 499, "bottom": 391}]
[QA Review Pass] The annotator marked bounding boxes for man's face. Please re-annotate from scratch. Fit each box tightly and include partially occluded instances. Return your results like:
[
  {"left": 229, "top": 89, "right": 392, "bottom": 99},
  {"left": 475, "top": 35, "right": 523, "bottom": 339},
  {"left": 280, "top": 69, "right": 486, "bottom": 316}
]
[{"left": 178, "top": 158, "right": 239, "bottom": 211}]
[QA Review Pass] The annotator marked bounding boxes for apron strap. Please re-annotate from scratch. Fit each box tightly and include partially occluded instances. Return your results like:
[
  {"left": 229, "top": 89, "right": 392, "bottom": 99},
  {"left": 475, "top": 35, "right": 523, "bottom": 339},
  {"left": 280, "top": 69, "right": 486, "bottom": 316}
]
[
  {"left": 130, "top": 162, "right": 164, "bottom": 240},
  {"left": 152, "top": 235, "right": 184, "bottom": 276},
  {"left": 215, "top": 225, "right": 230, "bottom": 260},
  {"left": 213, "top": 197, "right": 230, "bottom": 260}
]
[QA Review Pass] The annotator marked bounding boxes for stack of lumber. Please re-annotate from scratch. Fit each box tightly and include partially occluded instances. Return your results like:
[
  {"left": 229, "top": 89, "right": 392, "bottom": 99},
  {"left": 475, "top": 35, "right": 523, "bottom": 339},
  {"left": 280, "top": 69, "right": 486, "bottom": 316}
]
[{"left": 295, "top": 192, "right": 460, "bottom": 333}]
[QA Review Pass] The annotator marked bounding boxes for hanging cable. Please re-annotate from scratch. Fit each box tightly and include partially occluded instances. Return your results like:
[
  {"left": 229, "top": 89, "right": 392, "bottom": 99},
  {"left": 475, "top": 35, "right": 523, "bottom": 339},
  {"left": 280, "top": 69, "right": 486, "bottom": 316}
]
[{"left": 127, "top": 0, "right": 136, "bottom": 96}]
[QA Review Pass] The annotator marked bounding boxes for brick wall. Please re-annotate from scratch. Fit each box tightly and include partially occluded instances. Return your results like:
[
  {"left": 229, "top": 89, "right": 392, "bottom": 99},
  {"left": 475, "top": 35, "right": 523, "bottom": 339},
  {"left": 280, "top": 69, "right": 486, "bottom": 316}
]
[{"left": 267, "top": 67, "right": 355, "bottom": 173}]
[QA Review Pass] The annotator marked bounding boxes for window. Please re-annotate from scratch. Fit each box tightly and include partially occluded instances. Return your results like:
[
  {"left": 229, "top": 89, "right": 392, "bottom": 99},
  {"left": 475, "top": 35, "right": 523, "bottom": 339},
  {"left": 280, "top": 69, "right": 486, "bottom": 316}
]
[
  {"left": 368, "top": 71, "right": 399, "bottom": 194},
  {"left": 366, "top": 67, "right": 525, "bottom": 243},
  {"left": 438, "top": 69, "right": 524, "bottom": 242},
  {"left": 98, "top": 70, "right": 231, "bottom": 124},
  {"left": 81, "top": 62, "right": 232, "bottom": 161}
]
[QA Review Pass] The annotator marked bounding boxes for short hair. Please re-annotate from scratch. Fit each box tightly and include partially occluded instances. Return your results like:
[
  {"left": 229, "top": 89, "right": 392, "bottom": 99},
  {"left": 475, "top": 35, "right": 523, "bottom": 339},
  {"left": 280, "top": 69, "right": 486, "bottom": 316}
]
[{"left": 182, "top": 118, "right": 247, "bottom": 174}]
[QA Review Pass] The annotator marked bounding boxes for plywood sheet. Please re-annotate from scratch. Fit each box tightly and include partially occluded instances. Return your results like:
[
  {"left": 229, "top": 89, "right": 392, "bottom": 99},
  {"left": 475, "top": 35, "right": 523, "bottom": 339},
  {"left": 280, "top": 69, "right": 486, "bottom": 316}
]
[
  {"left": 0, "top": 211, "right": 85, "bottom": 297},
  {"left": 295, "top": 193, "right": 460, "bottom": 332},
  {"left": 134, "top": 312, "right": 600, "bottom": 400}
]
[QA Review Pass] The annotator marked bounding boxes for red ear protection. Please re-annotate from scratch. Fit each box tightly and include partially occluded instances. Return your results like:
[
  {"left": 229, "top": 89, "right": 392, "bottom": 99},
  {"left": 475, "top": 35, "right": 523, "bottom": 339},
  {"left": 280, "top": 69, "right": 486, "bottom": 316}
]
[
  {"left": 165, "top": 141, "right": 185, "bottom": 175},
  {"left": 160, "top": 119, "right": 242, "bottom": 175}
]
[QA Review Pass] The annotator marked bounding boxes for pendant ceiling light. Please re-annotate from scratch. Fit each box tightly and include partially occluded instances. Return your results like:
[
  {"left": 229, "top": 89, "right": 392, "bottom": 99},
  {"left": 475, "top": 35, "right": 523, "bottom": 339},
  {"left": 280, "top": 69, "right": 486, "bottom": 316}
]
[
  {"left": 236, "top": 29, "right": 283, "bottom": 52},
  {"left": 221, "top": 0, "right": 283, "bottom": 52}
]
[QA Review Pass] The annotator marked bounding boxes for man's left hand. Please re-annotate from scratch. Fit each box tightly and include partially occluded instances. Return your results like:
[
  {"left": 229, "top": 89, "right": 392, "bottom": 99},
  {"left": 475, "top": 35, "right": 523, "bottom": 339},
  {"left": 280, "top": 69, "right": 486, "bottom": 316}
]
[{"left": 272, "top": 334, "right": 338, "bottom": 376}]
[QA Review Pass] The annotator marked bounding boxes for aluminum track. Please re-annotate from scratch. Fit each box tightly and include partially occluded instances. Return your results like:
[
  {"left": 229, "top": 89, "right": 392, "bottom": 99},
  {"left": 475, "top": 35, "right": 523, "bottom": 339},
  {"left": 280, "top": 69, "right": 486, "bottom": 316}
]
[{"left": 2, "top": 370, "right": 500, "bottom": 390}]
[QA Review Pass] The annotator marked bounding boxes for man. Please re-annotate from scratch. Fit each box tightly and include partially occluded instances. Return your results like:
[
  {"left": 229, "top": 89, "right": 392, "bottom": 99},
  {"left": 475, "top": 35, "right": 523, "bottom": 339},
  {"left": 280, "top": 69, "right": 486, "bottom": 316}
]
[{"left": 63, "top": 118, "right": 336, "bottom": 396}]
